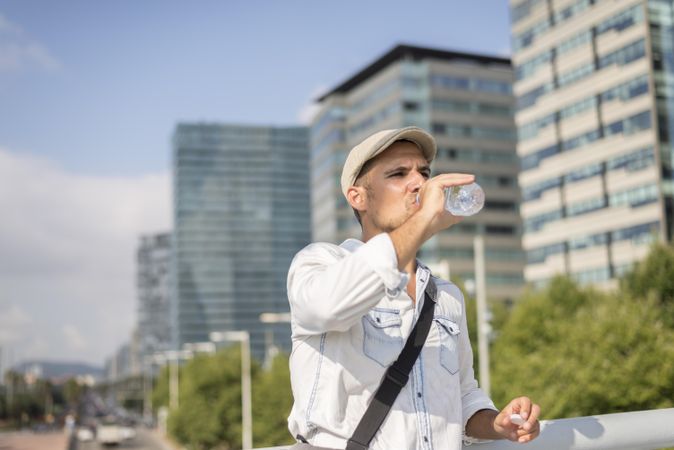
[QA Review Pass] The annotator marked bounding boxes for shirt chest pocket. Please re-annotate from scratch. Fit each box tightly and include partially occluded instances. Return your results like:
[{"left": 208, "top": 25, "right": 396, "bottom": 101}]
[
  {"left": 434, "top": 316, "right": 461, "bottom": 375},
  {"left": 362, "top": 308, "right": 403, "bottom": 367}
]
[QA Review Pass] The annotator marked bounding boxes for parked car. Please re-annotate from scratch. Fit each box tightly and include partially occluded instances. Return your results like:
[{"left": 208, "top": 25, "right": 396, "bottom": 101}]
[
  {"left": 76, "top": 427, "right": 95, "bottom": 442},
  {"left": 97, "top": 416, "right": 122, "bottom": 445}
]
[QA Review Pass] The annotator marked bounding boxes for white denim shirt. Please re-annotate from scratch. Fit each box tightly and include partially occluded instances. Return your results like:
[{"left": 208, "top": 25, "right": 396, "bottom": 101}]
[{"left": 287, "top": 233, "right": 496, "bottom": 450}]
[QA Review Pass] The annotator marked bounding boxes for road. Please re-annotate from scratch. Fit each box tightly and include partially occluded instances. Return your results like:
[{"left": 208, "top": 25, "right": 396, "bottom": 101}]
[
  {"left": 0, "top": 431, "right": 68, "bottom": 450},
  {"left": 75, "top": 428, "right": 172, "bottom": 450}
]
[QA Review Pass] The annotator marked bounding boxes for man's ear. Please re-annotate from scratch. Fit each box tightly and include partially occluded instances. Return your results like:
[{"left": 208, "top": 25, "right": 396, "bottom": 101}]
[{"left": 346, "top": 185, "right": 367, "bottom": 214}]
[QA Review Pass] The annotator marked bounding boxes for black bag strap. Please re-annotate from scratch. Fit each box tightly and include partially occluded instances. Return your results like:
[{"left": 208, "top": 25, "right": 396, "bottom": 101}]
[{"left": 346, "top": 278, "right": 438, "bottom": 450}]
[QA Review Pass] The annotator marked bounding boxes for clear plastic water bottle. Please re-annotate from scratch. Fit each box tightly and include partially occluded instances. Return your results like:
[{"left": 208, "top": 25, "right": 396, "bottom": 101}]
[
  {"left": 444, "top": 182, "right": 485, "bottom": 216},
  {"left": 415, "top": 182, "right": 485, "bottom": 216}
]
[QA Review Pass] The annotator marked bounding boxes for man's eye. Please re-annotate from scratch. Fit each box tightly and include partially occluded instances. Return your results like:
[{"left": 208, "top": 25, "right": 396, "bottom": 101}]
[
  {"left": 389, "top": 172, "right": 403, "bottom": 177},
  {"left": 422, "top": 172, "right": 431, "bottom": 179}
]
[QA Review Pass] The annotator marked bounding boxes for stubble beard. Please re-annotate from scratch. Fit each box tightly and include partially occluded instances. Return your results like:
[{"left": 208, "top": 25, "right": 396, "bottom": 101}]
[
  {"left": 374, "top": 201, "right": 414, "bottom": 233},
  {"left": 363, "top": 181, "right": 414, "bottom": 233}
]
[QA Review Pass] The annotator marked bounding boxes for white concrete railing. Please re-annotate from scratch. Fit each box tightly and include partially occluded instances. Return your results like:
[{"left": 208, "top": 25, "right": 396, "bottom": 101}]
[
  {"left": 254, "top": 408, "right": 674, "bottom": 450},
  {"left": 475, "top": 408, "right": 674, "bottom": 450}
]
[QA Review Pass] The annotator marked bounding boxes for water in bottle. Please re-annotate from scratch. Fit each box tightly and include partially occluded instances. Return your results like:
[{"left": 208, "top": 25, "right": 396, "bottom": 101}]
[
  {"left": 415, "top": 182, "right": 485, "bottom": 216},
  {"left": 444, "top": 182, "right": 485, "bottom": 216}
]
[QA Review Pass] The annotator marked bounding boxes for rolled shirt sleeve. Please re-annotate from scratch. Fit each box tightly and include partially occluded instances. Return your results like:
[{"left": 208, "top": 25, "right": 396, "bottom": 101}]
[
  {"left": 288, "top": 233, "right": 409, "bottom": 336},
  {"left": 350, "top": 233, "right": 409, "bottom": 294}
]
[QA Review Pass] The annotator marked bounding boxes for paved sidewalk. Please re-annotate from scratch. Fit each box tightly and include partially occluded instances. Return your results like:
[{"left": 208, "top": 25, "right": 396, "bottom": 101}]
[
  {"left": 0, "top": 430, "right": 69, "bottom": 450},
  {"left": 147, "top": 428, "right": 184, "bottom": 450}
]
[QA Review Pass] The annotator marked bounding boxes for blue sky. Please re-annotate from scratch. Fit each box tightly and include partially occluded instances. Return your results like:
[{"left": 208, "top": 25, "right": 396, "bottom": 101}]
[
  {"left": 1, "top": 0, "right": 511, "bottom": 175},
  {"left": 0, "top": 1, "right": 512, "bottom": 366}
]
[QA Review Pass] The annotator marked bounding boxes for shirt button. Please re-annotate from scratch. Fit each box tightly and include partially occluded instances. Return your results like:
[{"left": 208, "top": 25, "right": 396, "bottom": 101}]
[
  {"left": 424, "top": 436, "right": 429, "bottom": 442},
  {"left": 417, "top": 392, "right": 422, "bottom": 398}
]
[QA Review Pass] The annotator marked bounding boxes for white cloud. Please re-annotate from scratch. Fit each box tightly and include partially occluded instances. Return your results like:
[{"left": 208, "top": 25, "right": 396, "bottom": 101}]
[
  {"left": 0, "top": 303, "right": 33, "bottom": 343},
  {"left": 297, "top": 84, "right": 329, "bottom": 125},
  {"left": 63, "top": 324, "right": 88, "bottom": 351},
  {"left": 0, "top": 147, "right": 171, "bottom": 366},
  {"left": 0, "top": 13, "right": 62, "bottom": 73}
]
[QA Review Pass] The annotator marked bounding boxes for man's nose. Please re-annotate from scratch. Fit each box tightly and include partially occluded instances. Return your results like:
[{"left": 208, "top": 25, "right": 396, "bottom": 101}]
[{"left": 409, "top": 171, "right": 426, "bottom": 192}]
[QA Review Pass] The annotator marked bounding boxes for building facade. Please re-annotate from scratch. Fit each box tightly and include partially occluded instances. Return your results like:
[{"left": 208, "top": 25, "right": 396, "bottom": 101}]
[
  {"left": 104, "top": 330, "right": 141, "bottom": 382},
  {"left": 311, "top": 44, "right": 524, "bottom": 300},
  {"left": 171, "top": 123, "right": 310, "bottom": 360},
  {"left": 137, "top": 232, "right": 172, "bottom": 366},
  {"left": 510, "top": 0, "right": 674, "bottom": 287}
]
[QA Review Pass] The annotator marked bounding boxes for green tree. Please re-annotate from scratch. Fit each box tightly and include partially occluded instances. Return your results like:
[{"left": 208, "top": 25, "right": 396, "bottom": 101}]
[
  {"left": 151, "top": 365, "right": 170, "bottom": 411},
  {"left": 151, "top": 348, "right": 296, "bottom": 449},
  {"left": 3, "top": 371, "right": 40, "bottom": 426},
  {"left": 453, "top": 276, "right": 511, "bottom": 382},
  {"left": 167, "top": 346, "right": 260, "bottom": 450},
  {"left": 252, "top": 352, "right": 294, "bottom": 447},
  {"left": 63, "top": 378, "right": 83, "bottom": 409},
  {"left": 620, "top": 242, "right": 674, "bottom": 325},
  {"left": 490, "top": 276, "right": 674, "bottom": 418},
  {"left": 0, "top": 389, "right": 5, "bottom": 422}
]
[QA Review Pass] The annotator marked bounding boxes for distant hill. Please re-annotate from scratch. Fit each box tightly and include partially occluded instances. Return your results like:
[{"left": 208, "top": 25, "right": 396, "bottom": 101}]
[{"left": 13, "top": 360, "right": 104, "bottom": 381}]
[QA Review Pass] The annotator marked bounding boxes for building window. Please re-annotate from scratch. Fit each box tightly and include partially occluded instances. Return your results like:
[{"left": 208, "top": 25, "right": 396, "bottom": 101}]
[
  {"left": 527, "top": 242, "right": 565, "bottom": 264},
  {"left": 485, "top": 201, "right": 517, "bottom": 211},
  {"left": 485, "top": 225, "right": 517, "bottom": 235},
  {"left": 521, "top": 144, "right": 559, "bottom": 171},
  {"left": 611, "top": 221, "right": 660, "bottom": 244},
  {"left": 511, "top": 0, "right": 545, "bottom": 24},
  {"left": 598, "top": 39, "right": 646, "bottom": 69},
  {"left": 573, "top": 266, "right": 611, "bottom": 285},
  {"left": 607, "top": 147, "right": 655, "bottom": 172},
  {"left": 403, "top": 101, "right": 419, "bottom": 111},
  {"left": 609, "top": 184, "right": 659, "bottom": 208},
  {"left": 566, "top": 196, "right": 606, "bottom": 217},
  {"left": 513, "top": 17, "right": 551, "bottom": 52},
  {"left": 569, "top": 232, "right": 608, "bottom": 251},
  {"left": 524, "top": 209, "right": 563, "bottom": 233},
  {"left": 522, "top": 177, "right": 562, "bottom": 202},
  {"left": 564, "top": 163, "right": 603, "bottom": 184}
]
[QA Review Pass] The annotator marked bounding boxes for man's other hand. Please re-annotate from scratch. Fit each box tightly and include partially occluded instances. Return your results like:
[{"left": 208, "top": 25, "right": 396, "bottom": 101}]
[{"left": 493, "top": 396, "right": 541, "bottom": 443}]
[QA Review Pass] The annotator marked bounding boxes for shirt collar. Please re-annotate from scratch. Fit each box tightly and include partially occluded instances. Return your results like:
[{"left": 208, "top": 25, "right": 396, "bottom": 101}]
[{"left": 340, "top": 238, "right": 363, "bottom": 253}]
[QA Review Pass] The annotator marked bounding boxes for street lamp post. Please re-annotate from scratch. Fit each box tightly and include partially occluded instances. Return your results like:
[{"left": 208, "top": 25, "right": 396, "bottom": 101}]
[
  {"left": 142, "top": 356, "right": 156, "bottom": 421},
  {"left": 259, "top": 312, "right": 291, "bottom": 368},
  {"left": 473, "top": 234, "right": 491, "bottom": 397},
  {"left": 169, "top": 353, "right": 179, "bottom": 410},
  {"left": 157, "top": 350, "right": 191, "bottom": 410},
  {"left": 183, "top": 341, "right": 217, "bottom": 354},
  {"left": 259, "top": 312, "right": 292, "bottom": 323},
  {"left": 210, "top": 331, "right": 252, "bottom": 450}
]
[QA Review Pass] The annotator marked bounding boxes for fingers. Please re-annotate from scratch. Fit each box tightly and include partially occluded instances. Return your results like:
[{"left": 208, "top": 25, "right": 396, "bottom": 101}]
[
  {"left": 414, "top": 173, "right": 476, "bottom": 231},
  {"left": 516, "top": 396, "right": 533, "bottom": 422},
  {"left": 416, "top": 173, "right": 475, "bottom": 207},
  {"left": 430, "top": 173, "right": 475, "bottom": 188},
  {"left": 527, "top": 403, "right": 541, "bottom": 427},
  {"left": 516, "top": 418, "right": 540, "bottom": 443},
  {"left": 503, "top": 397, "right": 541, "bottom": 442}
]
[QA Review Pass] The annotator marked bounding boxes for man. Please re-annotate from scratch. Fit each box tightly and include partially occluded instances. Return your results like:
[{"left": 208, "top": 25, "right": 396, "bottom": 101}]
[{"left": 287, "top": 127, "right": 540, "bottom": 449}]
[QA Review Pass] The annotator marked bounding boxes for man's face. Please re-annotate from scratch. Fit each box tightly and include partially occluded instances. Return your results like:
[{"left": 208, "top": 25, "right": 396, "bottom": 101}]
[{"left": 355, "top": 140, "right": 431, "bottom": 233}]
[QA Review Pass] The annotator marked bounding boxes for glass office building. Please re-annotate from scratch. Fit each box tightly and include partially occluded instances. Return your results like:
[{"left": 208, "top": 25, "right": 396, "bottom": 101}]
[
  {"left": 171, "top": 124, "right": 310, "bottom": 360},
  {"left": 137, "top": 232, "right": 172, "bottom": 365},
  {"left": 312, "top": 44, "right": 525, "bottom": 301},
  {"left": 510, "top": 0, "right": 673, "bottom": 287}
]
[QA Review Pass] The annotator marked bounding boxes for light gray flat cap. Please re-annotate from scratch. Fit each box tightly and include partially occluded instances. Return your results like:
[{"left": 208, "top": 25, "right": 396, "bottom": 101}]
[{"left": 340, "top": 126, "right": 436, "bottom": 198}]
